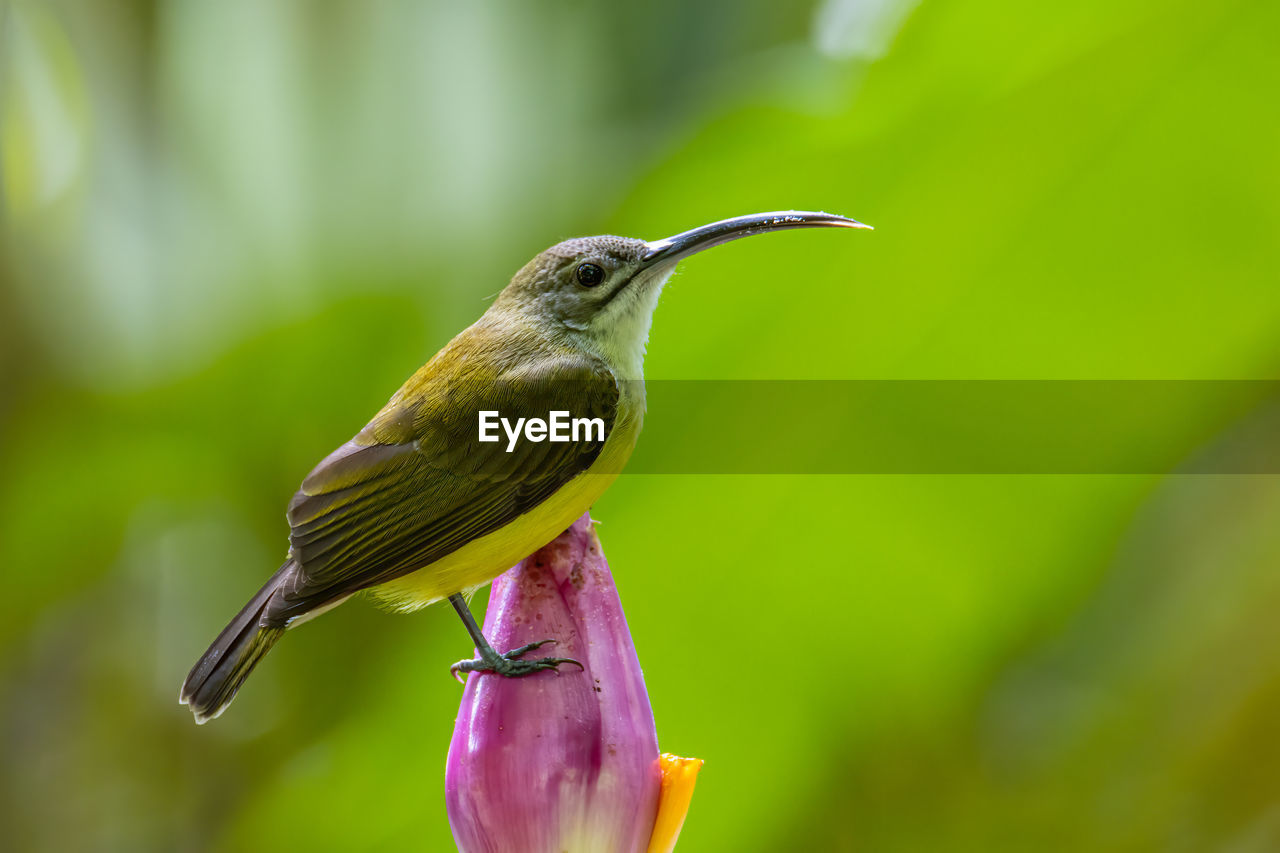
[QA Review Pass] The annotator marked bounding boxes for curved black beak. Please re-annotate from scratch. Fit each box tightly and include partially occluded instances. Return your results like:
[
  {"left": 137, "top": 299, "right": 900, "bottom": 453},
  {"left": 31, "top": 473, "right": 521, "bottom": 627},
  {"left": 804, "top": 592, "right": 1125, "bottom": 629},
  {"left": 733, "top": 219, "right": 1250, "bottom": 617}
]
[{"left": 640, "top": 210, "right": 871, "bottom": 269}]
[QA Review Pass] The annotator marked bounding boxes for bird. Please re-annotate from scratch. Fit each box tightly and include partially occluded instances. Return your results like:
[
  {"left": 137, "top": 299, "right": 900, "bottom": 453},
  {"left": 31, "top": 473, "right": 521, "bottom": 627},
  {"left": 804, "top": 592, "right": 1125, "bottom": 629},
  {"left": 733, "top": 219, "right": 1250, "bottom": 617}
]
[{"left": 180, "top": 210, "right": 870, "bottom": 723}]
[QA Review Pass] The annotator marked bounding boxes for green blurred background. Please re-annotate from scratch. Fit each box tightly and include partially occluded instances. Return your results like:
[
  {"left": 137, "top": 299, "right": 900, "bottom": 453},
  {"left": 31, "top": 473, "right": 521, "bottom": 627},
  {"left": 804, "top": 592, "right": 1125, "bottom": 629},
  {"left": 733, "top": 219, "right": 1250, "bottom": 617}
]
[{"left": 2, "top": 0, "right": 1279, "bottom": 850}]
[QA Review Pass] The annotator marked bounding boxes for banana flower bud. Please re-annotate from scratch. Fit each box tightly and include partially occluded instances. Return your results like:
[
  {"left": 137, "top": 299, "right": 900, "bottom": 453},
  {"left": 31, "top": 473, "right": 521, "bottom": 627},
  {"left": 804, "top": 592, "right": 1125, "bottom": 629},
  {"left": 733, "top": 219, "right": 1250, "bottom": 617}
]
[{"left": 446, "top": 514, "right": 701, "bottom": 853}]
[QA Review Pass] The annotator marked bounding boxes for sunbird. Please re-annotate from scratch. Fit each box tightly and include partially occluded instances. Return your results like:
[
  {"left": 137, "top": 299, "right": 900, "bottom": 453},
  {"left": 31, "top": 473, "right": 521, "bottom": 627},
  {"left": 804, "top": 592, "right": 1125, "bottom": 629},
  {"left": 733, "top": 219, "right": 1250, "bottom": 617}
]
[{"left": 180, "top": 211, "right": 869, "bottom": 723}]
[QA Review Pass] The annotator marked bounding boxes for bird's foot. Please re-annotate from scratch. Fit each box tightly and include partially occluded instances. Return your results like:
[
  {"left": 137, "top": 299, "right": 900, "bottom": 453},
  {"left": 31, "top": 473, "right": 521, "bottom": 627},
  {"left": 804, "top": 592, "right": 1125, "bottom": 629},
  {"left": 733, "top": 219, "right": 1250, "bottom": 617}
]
[{"left": 450, "top": 639, "right": 584, "bottom": 683}]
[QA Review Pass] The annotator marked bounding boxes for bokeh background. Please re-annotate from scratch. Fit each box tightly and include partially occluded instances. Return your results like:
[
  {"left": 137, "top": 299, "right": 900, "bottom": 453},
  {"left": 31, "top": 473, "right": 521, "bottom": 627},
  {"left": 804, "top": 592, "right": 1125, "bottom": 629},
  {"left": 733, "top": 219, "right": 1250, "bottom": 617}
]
[{"left": 2, "top": 0, "right": 1279, "bottom": 850}]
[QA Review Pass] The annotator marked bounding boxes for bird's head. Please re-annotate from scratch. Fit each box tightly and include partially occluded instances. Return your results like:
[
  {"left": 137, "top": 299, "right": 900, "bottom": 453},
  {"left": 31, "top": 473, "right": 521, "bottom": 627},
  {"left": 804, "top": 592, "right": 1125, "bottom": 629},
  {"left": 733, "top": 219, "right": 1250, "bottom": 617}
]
[{"left": 494, "top": 211, "right": 870, "bottom": 377}]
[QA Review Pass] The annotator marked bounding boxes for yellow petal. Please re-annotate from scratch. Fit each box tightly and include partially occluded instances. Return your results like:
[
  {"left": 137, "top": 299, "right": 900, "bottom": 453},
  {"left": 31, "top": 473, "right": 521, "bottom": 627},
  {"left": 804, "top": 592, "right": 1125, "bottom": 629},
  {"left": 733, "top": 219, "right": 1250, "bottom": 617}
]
[{"left": 645, "top": 753, "right": 704, "bottom": 853}]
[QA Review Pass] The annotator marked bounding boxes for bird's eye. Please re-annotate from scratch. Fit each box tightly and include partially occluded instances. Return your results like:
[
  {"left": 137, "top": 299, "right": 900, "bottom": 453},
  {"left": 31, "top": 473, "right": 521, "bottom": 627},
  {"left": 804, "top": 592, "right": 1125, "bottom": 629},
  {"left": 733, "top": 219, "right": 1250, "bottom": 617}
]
[{"left": 575, "top": 263, "right": 604, "bottom": 287}]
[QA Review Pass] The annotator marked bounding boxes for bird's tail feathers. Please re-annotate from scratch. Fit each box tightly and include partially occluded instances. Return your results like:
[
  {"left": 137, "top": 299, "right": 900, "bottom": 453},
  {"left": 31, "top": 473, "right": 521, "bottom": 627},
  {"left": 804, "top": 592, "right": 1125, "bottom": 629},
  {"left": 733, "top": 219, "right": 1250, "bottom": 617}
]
[{"left": 179, "top": 563, "right": 292, "bottom": 724}]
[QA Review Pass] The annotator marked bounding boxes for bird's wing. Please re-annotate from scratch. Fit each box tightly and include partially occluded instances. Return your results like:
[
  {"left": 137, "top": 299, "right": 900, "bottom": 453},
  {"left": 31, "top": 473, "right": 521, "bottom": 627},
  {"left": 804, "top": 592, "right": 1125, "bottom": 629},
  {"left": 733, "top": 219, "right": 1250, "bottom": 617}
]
[{"left": 274, "top": 353, "right": 620, "bottom": 618}]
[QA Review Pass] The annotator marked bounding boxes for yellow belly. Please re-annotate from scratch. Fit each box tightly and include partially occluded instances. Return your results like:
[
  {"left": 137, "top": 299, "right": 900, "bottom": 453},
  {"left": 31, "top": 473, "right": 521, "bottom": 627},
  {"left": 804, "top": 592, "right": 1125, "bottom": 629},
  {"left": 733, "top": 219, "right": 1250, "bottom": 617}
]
[{"left": 370, "top": 402, "right": 641, "bottom": 611}]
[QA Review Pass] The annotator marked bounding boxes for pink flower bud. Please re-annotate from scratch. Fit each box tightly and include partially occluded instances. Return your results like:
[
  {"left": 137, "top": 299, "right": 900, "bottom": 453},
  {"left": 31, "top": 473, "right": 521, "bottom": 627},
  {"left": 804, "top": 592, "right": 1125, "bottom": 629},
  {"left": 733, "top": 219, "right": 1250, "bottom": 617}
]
[{"left": 446, "top": 514, "right": 700, "bottom": 853}]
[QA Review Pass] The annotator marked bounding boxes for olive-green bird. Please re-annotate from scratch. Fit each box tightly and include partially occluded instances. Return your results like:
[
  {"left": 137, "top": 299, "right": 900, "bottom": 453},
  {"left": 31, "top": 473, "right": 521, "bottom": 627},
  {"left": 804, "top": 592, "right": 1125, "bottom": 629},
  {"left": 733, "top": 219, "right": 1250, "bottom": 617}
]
[{"left": 180, "top": 211, "right": 869, "bottom": 723}]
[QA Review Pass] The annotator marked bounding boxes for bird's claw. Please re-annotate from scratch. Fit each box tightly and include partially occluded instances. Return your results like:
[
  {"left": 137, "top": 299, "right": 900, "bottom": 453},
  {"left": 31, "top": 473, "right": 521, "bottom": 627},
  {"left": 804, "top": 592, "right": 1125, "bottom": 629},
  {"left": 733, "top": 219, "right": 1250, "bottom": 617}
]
[{"left": 450, "top": 638, "right": 584, "bottom": 684}]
